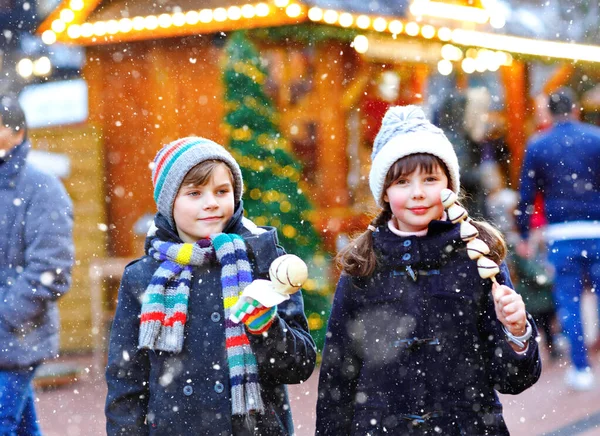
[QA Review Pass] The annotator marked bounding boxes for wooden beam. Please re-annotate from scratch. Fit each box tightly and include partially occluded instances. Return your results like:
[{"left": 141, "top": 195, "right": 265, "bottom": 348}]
[
  {"left": 313, "top": 42, "right": 349, "bottom": 209},
  {"left": 542, "top": 63, "right": 575, "bottom": 95},
  {"left": 500, "top": 60, "right": 529, "bottom": 188}
]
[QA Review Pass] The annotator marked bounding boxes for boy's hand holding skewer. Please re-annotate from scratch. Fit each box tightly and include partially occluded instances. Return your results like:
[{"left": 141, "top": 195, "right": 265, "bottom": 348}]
[{"left": 230, "top": 255, "right": 308, "bottom": 334}]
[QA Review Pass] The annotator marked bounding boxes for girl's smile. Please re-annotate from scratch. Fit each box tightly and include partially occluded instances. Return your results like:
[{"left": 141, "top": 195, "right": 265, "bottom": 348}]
[{"left": 409, "top": 207, "right": 429, "bottom": 215}]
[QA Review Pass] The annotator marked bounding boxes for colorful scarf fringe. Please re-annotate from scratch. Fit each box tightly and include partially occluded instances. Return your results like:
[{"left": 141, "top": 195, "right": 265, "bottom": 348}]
[
  {"left": 213, "top": 233, "right": 264, "bottom": 415},
  {"left": 138, "top": 234, "right": 264, "bottom": 415}
]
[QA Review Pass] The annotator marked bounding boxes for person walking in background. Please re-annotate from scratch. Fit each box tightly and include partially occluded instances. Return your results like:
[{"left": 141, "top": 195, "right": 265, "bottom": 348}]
[
  {"left": 105, "top": 137, "right": 316, "bottom": 435},
  {"left": 316, "top": 106, "right": 541, "bottom": 435},
  {"left": 517, "top": 87, "right": 600, "bottom": 391},
  {"left": 0, "top": 94, "right": 74, "bottom": 434}
]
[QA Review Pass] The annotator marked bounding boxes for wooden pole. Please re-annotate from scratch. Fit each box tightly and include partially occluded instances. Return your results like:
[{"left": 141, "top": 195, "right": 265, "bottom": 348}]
[
  {"left": 500, "top": 61, "right": 529, "bottom": 188},
  {"left": 313, "top": 42, "right": 350, "bottom": 209}
]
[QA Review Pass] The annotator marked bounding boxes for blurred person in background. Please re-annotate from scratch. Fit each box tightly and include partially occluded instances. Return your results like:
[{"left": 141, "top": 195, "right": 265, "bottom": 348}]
[
  {"left": 434, "top": 89, "right": 487, "bottom": 217},
  {"left": 517, "top": 87, "right": 600, "bottom": 391},
  {"left": 0, "top": 94, "right": 74, "bottom": 434}
]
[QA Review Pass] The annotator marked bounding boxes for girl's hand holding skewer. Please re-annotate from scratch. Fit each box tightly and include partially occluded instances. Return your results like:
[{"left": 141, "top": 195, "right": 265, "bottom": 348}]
[
  {"left": 440, "top": 188, "right": 532, "bottom": 352},
  {"left": 492, "top": 282, "right": 529, "bottom": 351}
]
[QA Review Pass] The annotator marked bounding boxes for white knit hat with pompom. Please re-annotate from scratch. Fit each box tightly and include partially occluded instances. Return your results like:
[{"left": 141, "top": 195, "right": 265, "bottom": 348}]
[{"left": 369, "top": 105, "right": 460, "bottom": 207}]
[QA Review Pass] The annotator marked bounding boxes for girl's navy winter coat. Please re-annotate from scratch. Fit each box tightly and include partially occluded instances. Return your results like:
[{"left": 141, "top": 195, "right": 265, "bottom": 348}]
[
  {"left": 316, "top": 220, "right": 541, "bottom": 435},
  {"left": 105, "top": 208, "right": 316, "bottom": 435}
]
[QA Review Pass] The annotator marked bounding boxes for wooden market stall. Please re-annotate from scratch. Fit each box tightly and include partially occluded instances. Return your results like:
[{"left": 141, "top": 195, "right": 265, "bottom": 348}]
[
  {"left": 37, "top": 0, "right": 542, "bottom": 257},
  {"left": 37, "top": 0, "right": 600, "bottom": 352}
]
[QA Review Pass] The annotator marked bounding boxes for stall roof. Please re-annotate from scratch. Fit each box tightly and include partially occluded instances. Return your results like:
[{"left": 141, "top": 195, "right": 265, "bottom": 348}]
[
  {"left": 36, "top": 0, "right": 482, "bottom": 46},
  {"left": 37, "top": 0, "right": 600, "bottom": 63}
]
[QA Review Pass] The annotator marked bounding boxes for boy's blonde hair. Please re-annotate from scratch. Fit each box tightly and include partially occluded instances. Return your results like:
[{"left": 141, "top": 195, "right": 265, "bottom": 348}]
[{"left": 180, "top": 160, "right": 234, "bottom": 189}]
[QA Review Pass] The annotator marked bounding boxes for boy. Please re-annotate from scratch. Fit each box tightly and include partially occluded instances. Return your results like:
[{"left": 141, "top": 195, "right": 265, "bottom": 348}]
[{"left": 105, "top": 137, "right": 316, "bottom": 435}]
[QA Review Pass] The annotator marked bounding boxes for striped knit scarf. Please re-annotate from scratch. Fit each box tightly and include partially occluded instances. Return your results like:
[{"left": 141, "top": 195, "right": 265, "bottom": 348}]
[{"left": 138, "top": 234, "right": 264, "bottom": 415}]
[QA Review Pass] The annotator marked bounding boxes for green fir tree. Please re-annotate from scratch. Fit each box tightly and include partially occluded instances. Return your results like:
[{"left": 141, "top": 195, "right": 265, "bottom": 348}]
[{"left": 222, "top": 31, "right": 331, "bottom": 349}]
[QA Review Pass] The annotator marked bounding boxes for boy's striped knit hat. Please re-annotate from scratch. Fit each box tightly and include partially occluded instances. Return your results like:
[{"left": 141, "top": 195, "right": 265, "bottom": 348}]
[
  {"left": 152, "top": 137, "right": 244, "bottom": 228},
  {"left": 369, "top": 105, "right": 460, "bottom": 207}
]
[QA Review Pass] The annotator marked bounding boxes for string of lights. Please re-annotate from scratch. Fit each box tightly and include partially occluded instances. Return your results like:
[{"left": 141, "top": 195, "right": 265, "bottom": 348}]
[{"left": 39, "top": 0, "right": 600, "bottom": 65}]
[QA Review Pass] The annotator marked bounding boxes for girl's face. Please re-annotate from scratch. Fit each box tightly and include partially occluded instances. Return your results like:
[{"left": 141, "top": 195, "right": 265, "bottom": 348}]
[
  {"left": 173, "top": 163, "right": 235, "bottom": 242},
  {"left": 383, "top": 164, "right": 449, "bottom": 233}
]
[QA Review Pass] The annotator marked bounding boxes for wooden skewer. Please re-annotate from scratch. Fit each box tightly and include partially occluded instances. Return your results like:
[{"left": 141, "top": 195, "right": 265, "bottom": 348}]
[{"left": 440, "top": 190, "right": 500, "bottom": 286}]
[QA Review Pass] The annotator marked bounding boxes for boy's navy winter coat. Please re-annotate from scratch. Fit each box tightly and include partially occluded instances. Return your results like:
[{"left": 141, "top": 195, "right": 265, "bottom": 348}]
[
  {"left": 317, "top": 220, "right": 541, "bottom": 435},
  {"left": 105, "top": 207, "right": 316, "bottom": 435}
]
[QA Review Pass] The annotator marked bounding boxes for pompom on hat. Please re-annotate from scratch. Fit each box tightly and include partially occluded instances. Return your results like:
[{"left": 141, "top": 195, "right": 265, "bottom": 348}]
[
  {"left": 369, "top": 105, "right": 460, "bottom": 207},
  {"left": 151, "top": 137, "right": 244, "bottom": 228}
]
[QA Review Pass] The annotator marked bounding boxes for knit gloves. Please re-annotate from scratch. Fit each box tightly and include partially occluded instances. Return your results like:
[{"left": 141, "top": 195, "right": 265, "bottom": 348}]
[
  {"left": 230, "top": 279, "right": 283, "bottom": 335},
  {"left": 229, "top": 255, "right": 308, "bottom": 335},
  {"left": 231, "top": 296, "right": 277, "bottom": 334}
]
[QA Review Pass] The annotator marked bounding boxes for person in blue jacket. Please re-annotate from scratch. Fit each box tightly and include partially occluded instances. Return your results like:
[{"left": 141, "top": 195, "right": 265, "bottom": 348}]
[
  {"left": 105, "top": 137, "right": 316, "bottom": 435},
  {"left": 316, "top": 106, "right": 541, "bottom": 435},
  {"left": 517, "top": 88, "right": 600, "bottom": 391},
  {"left": 0, "top": 94, "right": 74, "bottom": 434}
]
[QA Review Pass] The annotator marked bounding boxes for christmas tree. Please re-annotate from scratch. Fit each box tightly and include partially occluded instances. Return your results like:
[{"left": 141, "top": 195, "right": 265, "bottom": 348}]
[{"left": 222, "top": 31, "right": 331, "bottom": 349}]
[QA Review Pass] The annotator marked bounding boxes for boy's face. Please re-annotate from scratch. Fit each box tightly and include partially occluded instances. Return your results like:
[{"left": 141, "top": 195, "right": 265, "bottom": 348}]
[
  {"left": 384, "top": 164, "right": 448, "bottom": 233},
  {"left": 173, "top": 163, "right": 235, "bottom": 242}
]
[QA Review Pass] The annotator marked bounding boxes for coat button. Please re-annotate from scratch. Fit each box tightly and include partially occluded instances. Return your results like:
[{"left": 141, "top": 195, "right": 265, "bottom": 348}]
[
  {"left": 183, "top": 385, "right": 193, "bottom": 396},
  {"left": 403, "top": 240, "right": 412, "bottom": 247},
  {"left": 214, "top": 381, "right": 224, "bottom": 393},
  {"left": 402, "top": 253, "right": 411, "bottom": 261},
  {"left": 211, "top": 312, "right": 221, "bottom": 322}
]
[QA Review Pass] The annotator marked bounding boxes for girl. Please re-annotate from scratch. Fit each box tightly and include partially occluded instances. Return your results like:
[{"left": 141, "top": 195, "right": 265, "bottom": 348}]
[
  {"left": 105, "top": 137, "right": 316, "bottom": 435},
  {"left": 316, "top": 106, "right": 541, "bottom": 435}
]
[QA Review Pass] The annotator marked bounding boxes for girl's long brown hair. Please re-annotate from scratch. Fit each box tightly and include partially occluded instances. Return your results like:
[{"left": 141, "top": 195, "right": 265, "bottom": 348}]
[{"left": 337, "top": 153, "right": 506, "bottom": 277}]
